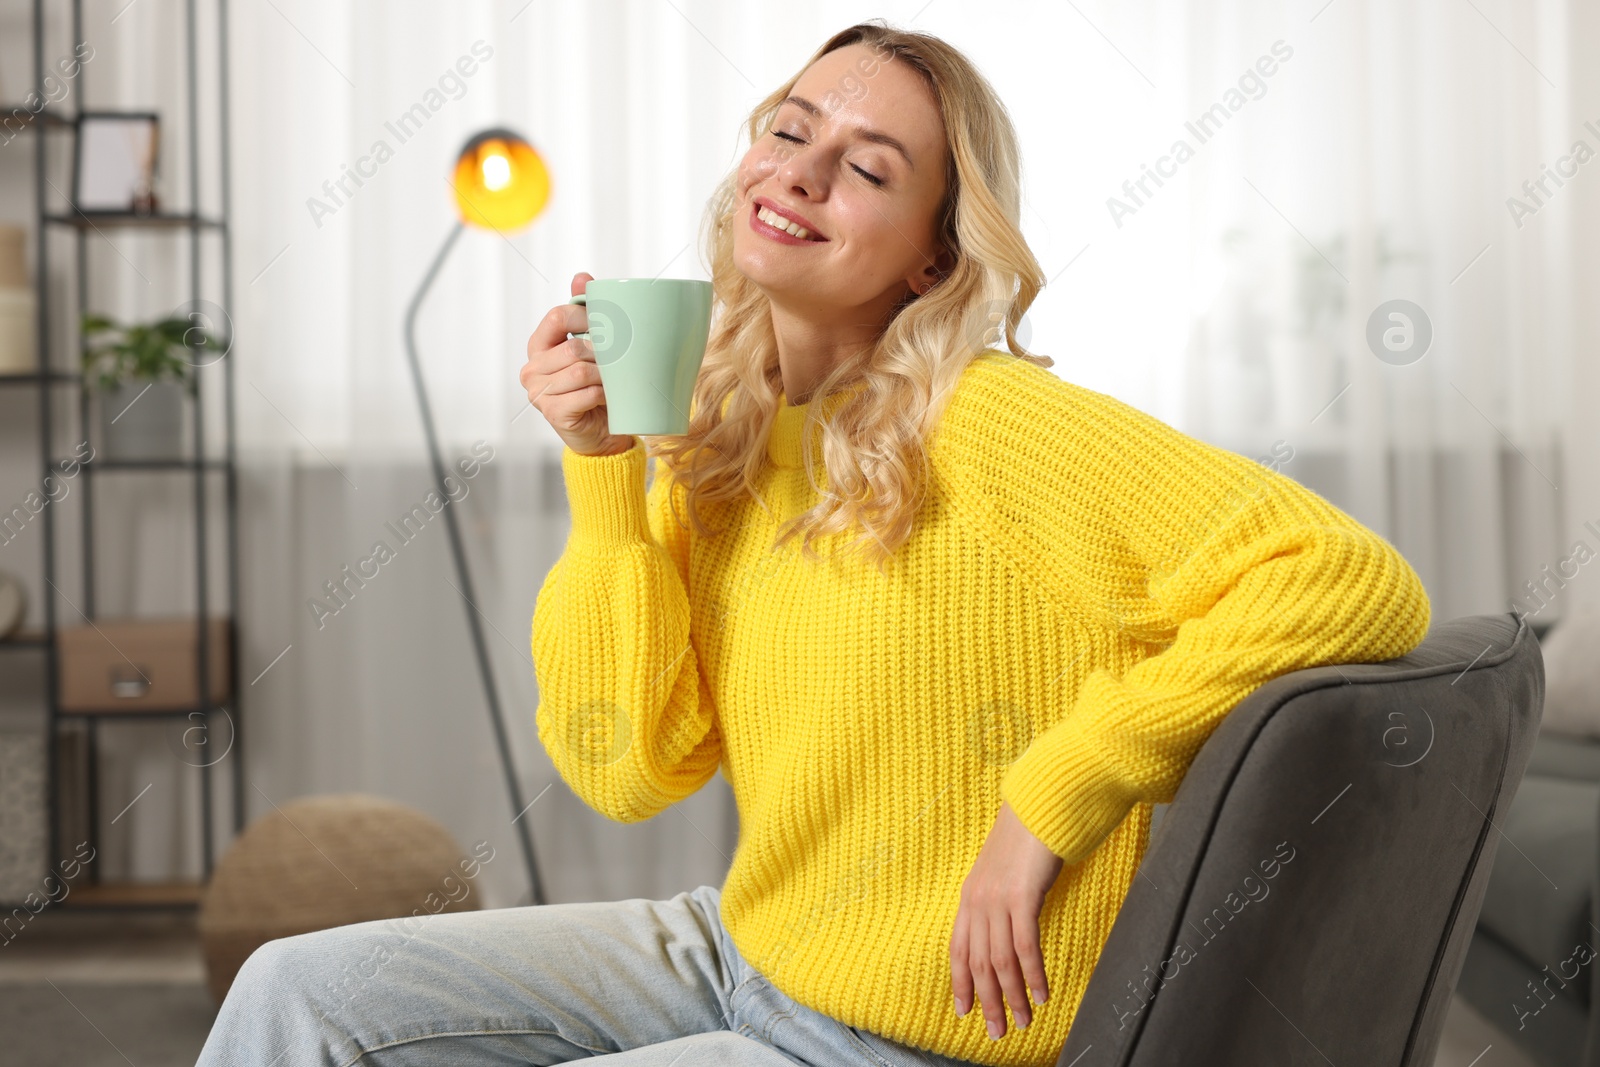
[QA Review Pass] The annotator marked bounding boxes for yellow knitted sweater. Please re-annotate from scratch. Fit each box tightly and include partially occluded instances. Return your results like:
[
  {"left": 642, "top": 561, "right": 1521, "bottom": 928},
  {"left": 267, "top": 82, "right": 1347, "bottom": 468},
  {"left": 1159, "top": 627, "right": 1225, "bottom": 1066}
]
[{"left": 530, "top": 350, "right": 1431, "bottom": 1067}]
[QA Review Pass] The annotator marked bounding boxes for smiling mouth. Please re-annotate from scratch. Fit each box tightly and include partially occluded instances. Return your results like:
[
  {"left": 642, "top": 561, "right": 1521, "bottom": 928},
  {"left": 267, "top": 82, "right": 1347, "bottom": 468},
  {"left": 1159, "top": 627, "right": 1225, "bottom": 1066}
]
[{"left": 752, "top": 202, "right": 826, "bottom": 242}]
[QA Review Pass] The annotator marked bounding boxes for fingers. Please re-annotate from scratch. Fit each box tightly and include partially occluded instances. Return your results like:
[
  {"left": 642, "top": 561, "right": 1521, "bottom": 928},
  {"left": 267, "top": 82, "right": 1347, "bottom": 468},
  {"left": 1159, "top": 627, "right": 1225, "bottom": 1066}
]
[
  {"left": 949, "top": 907, "right": 974, "bottom": 1020},
  {"left": 546, "top": 383, "right": 606, "bottom": 417},
  {"left": 527, "top": 303, "right": 589, "bottom": 361},
  {"left": 1016, "top": 910, "right": 1050, "bottom": 1010},
  {"left": 536, "top": 356, "right": 603, "bottom": 400},
  {"left": 525, "top": 272, "right": 595, "bottom": 368},
  {"left": 547, "top": 355, "right": 601, "bottom": 396},
  {"left": 519, "top": 336, "right": 592, "bottom": 394},
  {"left": 519, "top": 273, "right": 618, "bottom": 454},
  {"left": 966, "top": 907, "right": 1006, "bottom": 1039},
  {"left": 953, "top": 897, "right": 1046, "bottom": 1040},
  {"left": 988, "top": 908, "right": 1032, "bottom": 1032}
]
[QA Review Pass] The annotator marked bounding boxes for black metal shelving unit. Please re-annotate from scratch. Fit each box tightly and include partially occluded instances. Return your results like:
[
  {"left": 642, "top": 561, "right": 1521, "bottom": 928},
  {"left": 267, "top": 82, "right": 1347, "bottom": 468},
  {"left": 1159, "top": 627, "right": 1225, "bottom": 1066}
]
[{"left": 0, "top": 0, "right": 240, "bottom": 908}]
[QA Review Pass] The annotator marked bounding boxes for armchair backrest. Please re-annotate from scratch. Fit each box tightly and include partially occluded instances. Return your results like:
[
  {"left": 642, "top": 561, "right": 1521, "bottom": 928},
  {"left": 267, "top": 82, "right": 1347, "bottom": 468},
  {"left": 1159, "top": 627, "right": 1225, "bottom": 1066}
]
[{"left": 1059, "top": 611, "right": 1545, "bottom": 1067}]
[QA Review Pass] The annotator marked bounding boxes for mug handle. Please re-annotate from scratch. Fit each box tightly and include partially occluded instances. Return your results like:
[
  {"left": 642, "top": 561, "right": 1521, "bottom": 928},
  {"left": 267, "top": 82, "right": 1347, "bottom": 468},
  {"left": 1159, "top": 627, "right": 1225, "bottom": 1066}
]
[{"left": 567, "top": 292, "right": 589, "bottom": 341}]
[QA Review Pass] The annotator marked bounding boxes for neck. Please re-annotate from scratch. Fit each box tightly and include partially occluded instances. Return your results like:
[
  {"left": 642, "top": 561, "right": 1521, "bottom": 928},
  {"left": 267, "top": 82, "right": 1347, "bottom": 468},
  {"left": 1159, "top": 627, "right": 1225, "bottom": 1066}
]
[{"left": 768, "top": 293, "right": 901, "bottom": 404}]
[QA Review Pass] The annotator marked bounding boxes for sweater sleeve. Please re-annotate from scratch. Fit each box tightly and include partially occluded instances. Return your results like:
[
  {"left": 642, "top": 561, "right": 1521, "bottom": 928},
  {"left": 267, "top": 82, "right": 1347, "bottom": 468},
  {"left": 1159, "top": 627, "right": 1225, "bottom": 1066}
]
[
  {"left": 530, "top": 440, "right": 721, "bottom": 823},
  {"left": 930, "top": 353, "right": 1432, "bottom": 866}
]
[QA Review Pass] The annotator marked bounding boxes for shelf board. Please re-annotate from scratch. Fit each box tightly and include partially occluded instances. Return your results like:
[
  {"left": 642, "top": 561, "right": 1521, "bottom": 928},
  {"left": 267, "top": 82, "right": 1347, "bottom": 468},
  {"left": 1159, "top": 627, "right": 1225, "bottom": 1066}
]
[
  {"left": 65, "top": 881, "right": 203, "bottom": 908},
  {"left": 44, "top": 212, "right": 223, "bottom": 231},
  {"left": 71, "top": 456, "right": 230, "bottom": 472},
  {"left": 0, "top": 370, "right": 82, "bottom": 385},
  {"left": 1, "top": 365, "right": 230, "bottom": 387},
  {"left": 56, "top": 703, "right": 232, "bottom": 720},
  {"left": 0, "top": 627, "right": 49, "bottom": 649},
  {"left": 0, "top": 106, "right": 74, "bottom": 129}
]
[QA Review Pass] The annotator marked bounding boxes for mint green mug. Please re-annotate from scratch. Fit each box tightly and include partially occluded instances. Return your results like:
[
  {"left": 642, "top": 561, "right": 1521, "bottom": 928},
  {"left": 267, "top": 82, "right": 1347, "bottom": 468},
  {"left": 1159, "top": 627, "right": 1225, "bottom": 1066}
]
[{"left": 568, "top": 278, "right": 713, "bottom": 436}]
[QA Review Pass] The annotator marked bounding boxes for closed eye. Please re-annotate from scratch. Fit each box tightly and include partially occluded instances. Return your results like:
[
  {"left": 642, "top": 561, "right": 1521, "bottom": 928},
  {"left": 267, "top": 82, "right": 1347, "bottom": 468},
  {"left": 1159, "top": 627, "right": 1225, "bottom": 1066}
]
[{"left": 772, "top": 130, "right": 886, "bottom": 187}]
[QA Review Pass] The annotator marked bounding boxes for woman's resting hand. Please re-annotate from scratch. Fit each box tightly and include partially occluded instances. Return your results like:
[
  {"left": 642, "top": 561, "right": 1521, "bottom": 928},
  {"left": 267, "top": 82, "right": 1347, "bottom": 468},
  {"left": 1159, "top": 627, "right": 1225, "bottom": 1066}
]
[{"left": 950, "top": 800, "right": 1062, "bottom": 1040}]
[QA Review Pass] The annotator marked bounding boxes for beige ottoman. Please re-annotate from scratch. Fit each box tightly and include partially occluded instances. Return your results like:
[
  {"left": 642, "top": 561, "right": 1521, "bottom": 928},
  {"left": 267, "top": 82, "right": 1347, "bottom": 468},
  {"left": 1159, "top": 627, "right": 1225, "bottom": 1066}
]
[{"left": 199, "top": 793, "right": 482, "bottom": 1004}]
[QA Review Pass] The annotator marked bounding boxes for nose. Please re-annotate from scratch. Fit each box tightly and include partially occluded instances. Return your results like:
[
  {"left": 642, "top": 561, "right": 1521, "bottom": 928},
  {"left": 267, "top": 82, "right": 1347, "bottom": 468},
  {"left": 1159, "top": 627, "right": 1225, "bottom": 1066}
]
[{"left": 773, "top": 137, "right": 826, "bottom": 199}]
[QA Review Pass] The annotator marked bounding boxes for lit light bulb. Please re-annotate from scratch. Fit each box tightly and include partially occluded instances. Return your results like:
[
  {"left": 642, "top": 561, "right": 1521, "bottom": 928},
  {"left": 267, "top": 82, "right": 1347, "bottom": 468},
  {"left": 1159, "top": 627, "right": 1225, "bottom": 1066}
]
[
  {"left": 452, "top": 128, "right": 550, "bottom": 232},
  {"left": 482, "top": 153, "right": 512, "bottom": 191}
]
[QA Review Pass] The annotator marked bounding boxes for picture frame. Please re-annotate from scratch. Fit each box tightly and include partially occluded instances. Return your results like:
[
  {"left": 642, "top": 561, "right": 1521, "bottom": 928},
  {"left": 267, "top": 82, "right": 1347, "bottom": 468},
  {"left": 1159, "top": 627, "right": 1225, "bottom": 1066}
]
[{"left": 73, "top": 112, "right": 160, "bottom": 214}]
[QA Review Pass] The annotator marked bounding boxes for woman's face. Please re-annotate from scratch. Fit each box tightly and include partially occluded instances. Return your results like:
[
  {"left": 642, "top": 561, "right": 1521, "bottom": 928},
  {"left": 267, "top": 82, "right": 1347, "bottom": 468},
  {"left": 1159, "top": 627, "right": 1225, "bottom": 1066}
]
[{"left": 734, "top": 43, "right": 954, "bottom": 318}]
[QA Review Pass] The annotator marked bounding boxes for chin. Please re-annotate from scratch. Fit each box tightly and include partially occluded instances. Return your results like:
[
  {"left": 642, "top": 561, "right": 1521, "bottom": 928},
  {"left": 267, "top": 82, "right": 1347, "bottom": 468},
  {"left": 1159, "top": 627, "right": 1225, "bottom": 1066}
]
[
  {"left": 731, "top": 244, "right": 795, "bottom": 293},
  {"left": 732, "top": 240, "right": 850, "bottom": 311}
]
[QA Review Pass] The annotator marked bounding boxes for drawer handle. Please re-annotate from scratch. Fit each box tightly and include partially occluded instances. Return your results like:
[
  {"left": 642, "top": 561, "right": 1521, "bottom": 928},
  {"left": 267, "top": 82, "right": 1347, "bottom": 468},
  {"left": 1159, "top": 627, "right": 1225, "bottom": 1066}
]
[{"left": 109, "top": 664, "right": 151, "bottom": 699}]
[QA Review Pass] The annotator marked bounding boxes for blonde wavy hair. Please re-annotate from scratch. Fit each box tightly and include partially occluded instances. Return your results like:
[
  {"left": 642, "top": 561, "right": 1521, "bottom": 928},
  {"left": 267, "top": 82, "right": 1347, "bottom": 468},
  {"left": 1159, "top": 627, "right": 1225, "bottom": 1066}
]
[{"left": 648, "top": 19, "right": 1050, "bottom": 573}]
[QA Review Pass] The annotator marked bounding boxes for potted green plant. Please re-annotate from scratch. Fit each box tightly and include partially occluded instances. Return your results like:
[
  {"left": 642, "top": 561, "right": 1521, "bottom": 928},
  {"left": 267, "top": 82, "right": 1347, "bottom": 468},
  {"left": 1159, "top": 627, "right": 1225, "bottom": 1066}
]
[{"left": 80, "top": 313, "right": 223, "bottom": 461}]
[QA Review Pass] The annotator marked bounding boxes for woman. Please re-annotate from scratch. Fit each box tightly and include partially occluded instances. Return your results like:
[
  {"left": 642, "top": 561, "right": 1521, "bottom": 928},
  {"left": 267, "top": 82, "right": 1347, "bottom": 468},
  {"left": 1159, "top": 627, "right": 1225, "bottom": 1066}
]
[{"left": 198, "top": 20, "right": 1430, "bottom": 1067}]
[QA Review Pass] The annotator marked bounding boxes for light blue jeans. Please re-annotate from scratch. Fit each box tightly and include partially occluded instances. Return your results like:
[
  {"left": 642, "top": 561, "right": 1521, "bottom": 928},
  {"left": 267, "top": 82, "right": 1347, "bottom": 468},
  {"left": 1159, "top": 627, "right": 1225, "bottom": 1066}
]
[{"left": 195, "top": 883, "right": 989, "bottom": 1067}]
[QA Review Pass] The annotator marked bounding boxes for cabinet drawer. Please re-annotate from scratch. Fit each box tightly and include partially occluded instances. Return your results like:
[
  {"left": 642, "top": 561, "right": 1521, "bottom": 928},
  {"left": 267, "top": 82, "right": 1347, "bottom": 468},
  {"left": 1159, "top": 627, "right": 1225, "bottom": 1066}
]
[{"left": 57, "top": 617, "right": 231, "bottom": 712}]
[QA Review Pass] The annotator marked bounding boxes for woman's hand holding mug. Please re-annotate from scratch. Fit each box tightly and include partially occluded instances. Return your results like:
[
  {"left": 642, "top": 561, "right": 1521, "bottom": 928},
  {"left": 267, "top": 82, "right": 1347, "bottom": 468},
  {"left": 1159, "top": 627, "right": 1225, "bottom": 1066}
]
[{"left": 522, "top": 271, "right": 637, "bottom": 458}]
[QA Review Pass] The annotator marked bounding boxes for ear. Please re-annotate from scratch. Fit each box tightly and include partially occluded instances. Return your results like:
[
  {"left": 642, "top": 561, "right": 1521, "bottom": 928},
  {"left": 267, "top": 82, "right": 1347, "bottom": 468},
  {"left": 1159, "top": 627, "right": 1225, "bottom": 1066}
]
[{"left": 909, "top": 246, "right": 957, "bottom": 295}]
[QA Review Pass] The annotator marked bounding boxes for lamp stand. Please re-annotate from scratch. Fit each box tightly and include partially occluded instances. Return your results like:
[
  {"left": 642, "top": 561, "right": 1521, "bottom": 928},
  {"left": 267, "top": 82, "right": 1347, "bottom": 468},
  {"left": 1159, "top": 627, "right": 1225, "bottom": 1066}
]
[{"left": 403, "top": 219, "right": 547, "bottom": 906}]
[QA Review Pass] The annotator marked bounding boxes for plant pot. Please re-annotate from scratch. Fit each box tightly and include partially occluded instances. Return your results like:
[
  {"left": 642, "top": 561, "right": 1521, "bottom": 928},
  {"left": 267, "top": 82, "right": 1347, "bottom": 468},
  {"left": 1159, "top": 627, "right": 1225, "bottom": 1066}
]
[{"left": 98, "top": 379, "right": 186, "bottom": 462}]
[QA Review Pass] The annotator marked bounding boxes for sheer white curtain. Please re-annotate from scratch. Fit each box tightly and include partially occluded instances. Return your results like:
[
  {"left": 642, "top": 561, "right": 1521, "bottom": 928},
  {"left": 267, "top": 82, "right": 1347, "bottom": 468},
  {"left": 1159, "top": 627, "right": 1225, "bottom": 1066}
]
[
  {"left": 59, "top": 0, "right": 1592, "bottom": 900},
  {"left": 227, "top": 1, "right": 764, "bottom": 908},
  {"left": 1159, "top": 0, "right": 1576, "bottom": 628}
]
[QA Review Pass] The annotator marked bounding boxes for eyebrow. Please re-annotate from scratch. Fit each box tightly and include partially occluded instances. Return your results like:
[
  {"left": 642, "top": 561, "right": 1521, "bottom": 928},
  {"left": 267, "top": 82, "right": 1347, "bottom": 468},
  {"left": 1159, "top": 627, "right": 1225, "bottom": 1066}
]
[{"left": 780, "top": 95, "right": 915, "bottom": 171}]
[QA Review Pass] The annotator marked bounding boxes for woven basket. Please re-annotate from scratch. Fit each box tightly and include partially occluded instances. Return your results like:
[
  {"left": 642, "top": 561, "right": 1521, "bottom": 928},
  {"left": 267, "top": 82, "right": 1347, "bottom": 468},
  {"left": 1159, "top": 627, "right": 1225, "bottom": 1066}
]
[{"left": 198, "top": 793, "right": 479, "bottom": 1004}]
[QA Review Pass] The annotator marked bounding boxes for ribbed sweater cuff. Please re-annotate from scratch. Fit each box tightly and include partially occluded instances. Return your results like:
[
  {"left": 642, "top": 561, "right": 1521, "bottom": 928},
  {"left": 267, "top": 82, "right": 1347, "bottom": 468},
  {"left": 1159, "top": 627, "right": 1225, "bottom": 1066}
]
[
  {"left": 560, "top": 441, "right": 650, "bottom": 547},
  {"left": 1000, "top": 720, "right": 1137, "bottom": 868}
]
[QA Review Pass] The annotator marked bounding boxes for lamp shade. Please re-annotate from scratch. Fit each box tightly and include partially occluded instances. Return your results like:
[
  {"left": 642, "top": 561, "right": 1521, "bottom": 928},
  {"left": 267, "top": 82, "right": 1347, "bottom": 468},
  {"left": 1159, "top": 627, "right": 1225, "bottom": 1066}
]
[{"left": 451, "top": 127, "right": 550, "bottom": 232}]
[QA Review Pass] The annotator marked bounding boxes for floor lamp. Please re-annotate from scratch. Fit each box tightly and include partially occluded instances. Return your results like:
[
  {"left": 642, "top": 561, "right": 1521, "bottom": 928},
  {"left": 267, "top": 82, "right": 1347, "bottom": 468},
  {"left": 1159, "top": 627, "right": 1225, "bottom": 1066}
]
[{"left": 402, "top": 128, "right": 552, "bottom": 905}]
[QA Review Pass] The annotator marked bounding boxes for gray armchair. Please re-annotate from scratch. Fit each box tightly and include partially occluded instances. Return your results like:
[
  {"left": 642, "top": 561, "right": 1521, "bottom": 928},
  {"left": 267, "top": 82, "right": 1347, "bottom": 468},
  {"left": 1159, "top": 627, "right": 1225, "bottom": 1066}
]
[{"left": 1057, "top": 611, "right": 1544, "bottom": 1066}]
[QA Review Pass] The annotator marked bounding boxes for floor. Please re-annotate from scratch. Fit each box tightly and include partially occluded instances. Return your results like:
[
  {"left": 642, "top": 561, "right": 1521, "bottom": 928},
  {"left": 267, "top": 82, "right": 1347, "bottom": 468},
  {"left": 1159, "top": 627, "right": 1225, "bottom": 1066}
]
[
  {"left": 0, "top": 911, "right": 214, "bottom": 1066},
  {"left": 1437, "top": 998, "right": 1543, "bottom": 1067},
  {"left": 0, "top": 911, "right": 1549, "bottom": 1067}
]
